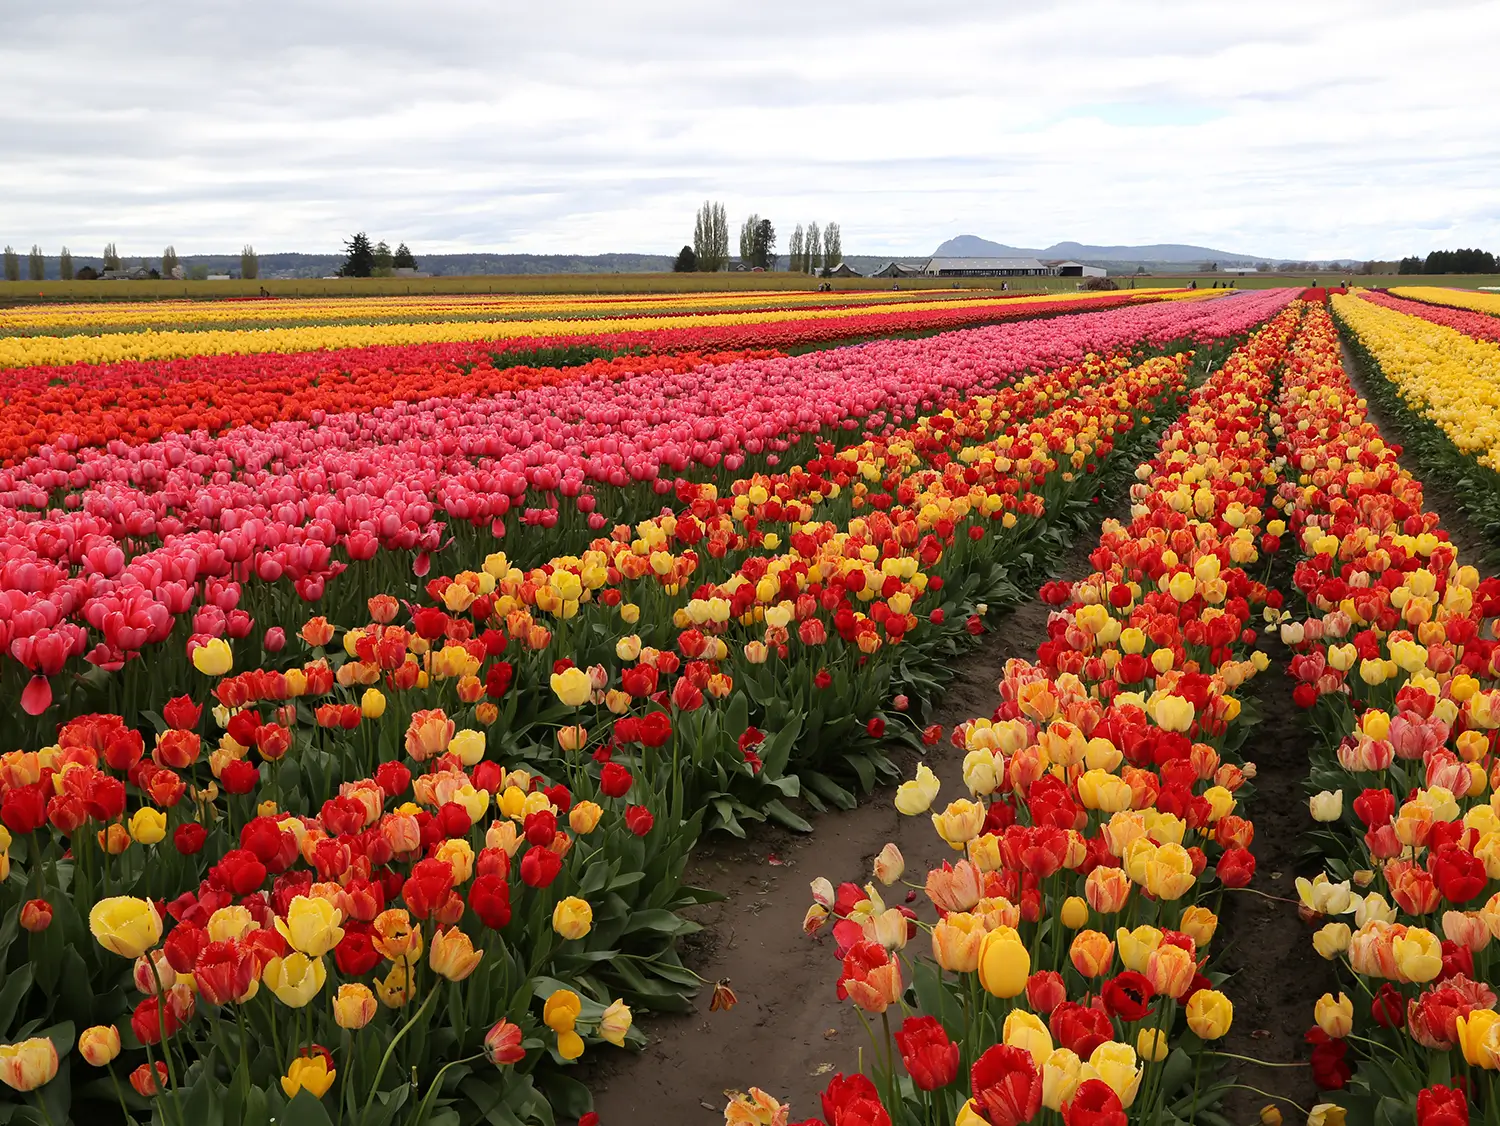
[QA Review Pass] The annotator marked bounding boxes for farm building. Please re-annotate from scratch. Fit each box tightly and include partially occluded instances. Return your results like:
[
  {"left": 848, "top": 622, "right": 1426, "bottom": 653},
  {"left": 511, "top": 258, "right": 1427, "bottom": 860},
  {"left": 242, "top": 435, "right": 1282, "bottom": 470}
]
[
  {"left": 871, "top": 257, "right": 1053, "bottom": 278},
  {"left": 1052, "top": 261, "right": 1107, "bottom": 278},
  {"left": 870, "top": 261, "right": 928, "bottom": 278},
  {"left": 824, "top": 263, "right": 862, "bottom": 278}
]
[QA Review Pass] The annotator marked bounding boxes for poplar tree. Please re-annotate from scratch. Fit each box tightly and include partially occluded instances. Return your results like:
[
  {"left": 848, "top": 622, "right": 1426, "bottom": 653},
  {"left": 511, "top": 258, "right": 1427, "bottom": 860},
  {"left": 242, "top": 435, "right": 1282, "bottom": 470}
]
[
  {"left": 823, "top": 223, "right": 842, "bottom": 270},
  {"left": 806, "top": 222, "right": 821, "bottom": 274},
  {"left": 28, "top": 245, "right": 45, "bottom": 281},
  {"left": 58, "top": 247, "right": 73, "bottom": 280}
]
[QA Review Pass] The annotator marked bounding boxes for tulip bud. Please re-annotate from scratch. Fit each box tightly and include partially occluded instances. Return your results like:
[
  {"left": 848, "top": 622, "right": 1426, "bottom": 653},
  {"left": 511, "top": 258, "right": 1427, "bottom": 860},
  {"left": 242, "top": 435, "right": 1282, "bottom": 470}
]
[
  {"left": 1314, "top": 992, "right": 1353, "bottom": 1039},
  {"left": 19, "top": 899, "right": 52, "bottom": 933},
  {"left": 1309, "top": 790, "right": 1343, "bottom": 822},
  {"left": 79, "top": 1025, "right": 122, "bottom": 1067},
  {"left": 333, "top": 983, "right": 378, "bottom": 1030}
]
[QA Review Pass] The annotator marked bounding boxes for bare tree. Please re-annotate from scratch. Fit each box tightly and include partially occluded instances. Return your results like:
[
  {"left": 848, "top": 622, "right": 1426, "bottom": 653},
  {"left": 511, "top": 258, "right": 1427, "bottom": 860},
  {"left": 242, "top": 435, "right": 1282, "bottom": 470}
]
[
  {"left": 692, "top": 201, "right": 729, "bottom": 272},
  {"left": 241, "top": 244, "right": 259, "bottom": 280},
  {"left": 788, "top": 225, "right": 805, "bottom": 273},
  {"left": 162, "top": 246, "right": 180, "bottom": 278},
  {"left": 739, "top": 214, "right": 760, "bottom": 266},
  {"left": 102, "top": 242, "right": 121, "bottom": 270},
  {"left": 806, "top": 222, "right": 821, "bottom": 275},
  {"left": 58, "top": 247, "right": 73, "bottom": 280}
]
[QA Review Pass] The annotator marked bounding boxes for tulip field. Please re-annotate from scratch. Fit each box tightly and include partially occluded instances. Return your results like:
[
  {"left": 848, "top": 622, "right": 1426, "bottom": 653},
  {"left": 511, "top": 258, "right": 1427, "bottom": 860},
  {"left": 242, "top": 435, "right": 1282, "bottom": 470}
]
[{"left": 2, "top": 282, "right": 1500, "bottom": 1126}]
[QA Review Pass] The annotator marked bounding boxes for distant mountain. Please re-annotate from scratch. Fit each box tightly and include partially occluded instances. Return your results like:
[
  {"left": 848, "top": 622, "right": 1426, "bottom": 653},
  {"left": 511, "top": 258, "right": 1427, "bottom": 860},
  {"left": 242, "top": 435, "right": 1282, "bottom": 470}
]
[{"left": 932, "top": 235, "right": 1272, "bottom": 264}]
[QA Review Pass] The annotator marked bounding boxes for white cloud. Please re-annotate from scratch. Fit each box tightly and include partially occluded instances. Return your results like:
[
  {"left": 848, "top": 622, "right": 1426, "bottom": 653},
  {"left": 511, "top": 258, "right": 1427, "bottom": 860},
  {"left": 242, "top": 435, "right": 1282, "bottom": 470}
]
[{"left": 1, "top": 0, "right": 1497, "bottom": 258}]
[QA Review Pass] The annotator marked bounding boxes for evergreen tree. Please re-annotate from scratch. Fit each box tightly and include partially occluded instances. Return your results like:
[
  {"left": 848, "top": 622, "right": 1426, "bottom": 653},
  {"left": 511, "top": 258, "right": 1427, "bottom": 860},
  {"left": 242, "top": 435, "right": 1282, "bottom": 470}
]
[
  {"left": 788, "top": 225, "right": 805, "bottom": 273},
  {"left": 393, "top": 243, "right": 417, "bottom": 269},
  {"left": 102, "top": 242, "right": 120, "bottom": 270},
  {"left": 806, "top": 222, "right": 821, "bottom": 274},
  {"left": 340, "top": 233, "right": 376, "bottom": 277},
  {"left": 241, "top": 245, "right": 259, "bottom": 280},
  {"left": 162, "top": 246, "right": 180, "bottom": 277},
  {"left": 58, "top": 247, "right": 73, "bottom": 280},
  {"left": 673, "top": 245, "right": 698, "bottom": 272},
  {"left": 28, "top": 245, "right": 44, "bottom": 281},
  {"left": 823, "top": 223, "right": 842, "bottom": 271},
  {"left": 2, "top": 246, "right": 17, "bottom": 281}
]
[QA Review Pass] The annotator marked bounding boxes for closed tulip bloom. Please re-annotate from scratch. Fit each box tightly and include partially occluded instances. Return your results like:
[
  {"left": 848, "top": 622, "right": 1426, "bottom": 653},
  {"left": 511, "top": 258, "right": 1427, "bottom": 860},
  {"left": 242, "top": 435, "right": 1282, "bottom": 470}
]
[
  {"left": 275, "top": 895, "right": 345, "bottom": 957},
  {"left": 1085, "top": 865, "right": 1131, "bottom": 914},
  {"left": 1179, "top": 906, "right": 1218, "bottom": 950},
  {"left": 128, "top": 807, "right": 167, "bottom": 845},
  {"left": 429, "top": 927, "right": 484, "bottom": 981},
  {"left": 599, "top": 999, "right": 633, "bottom": 1047},
  {"left": 484, "top": 1020, "right": 526, "bottom": 1066},
  {"left": 978, "top": 928, "right": 1030, "bottom": 999},
  {"left": 1078, "top": 769, "right": 1134, "bottom": 812},
  {"left": 1309, "top": 791, "right": 1343, "bottom": 822},
  {"left": 1146, "top": 944, "right": 1196, "bottom": 999},
  {"left": 1060, "top": 896, "right": 1089, "bottom": 930},
  {"left": 1070, "top": 930, "right": 1116, "bottom": 978},
  {"left": 90, "top": 896, "right": 163, "bottom": 959},
  {"left": 550, "top": 667, "right": 592, "bottom": 707},
  {"left": 361, "top": 688, "right": 386, "bottom": 718},
  {"left": 1041, "top": 1047, "right": 1082, "bottom": 1111},
  {"left": 281, "top": 1054, "right": 336, "bottom": 1099},
  {"left": 1314, "top": 993, "right": 1353, "bottom": 1038},
  {"left": 1457, "top": 1009, "right": 1500, "bottom": 1068},
  {"left": 192, "top": 638, "right": 233, "bottom": 676},
  {"left": 333, "top": 984, "right": 377, "bottom": 1029},
  {"left": 931, "top": 912, "right": 985, "bottom": 973},
  {"left": 1080, "top": 1041, "right": 1142, "bottom": 1107},
  {"left": 78, "top": 1025, "right": 121, "bottom": 1067},
  {"left": 1312, "top": 922, "right": 1352, "bottom": 959},
  {"left": 569, "top": 801, "right": 603, "bottom": 834},
  {"left": 450, "top": 729, "right": 486, "bottom": 766},
  {"left": 1186, "top": 989, "right": 1234, "bottom": 1039},
  {"left": 1003, "top": 1009, "right": 1054, "bottom": 1070},
  {"left": 552, "top": 896, "right": 593, "bottom": 940},
  {"left": 1137, "top": 1027, "right": 1169, "bottom": 1063},
  {"left": 543, "top": 990, "right": 582, "bottom": 1033},
  {"left": 1144, "top": 843, "right": 1197, "bottom": 900},
  {"left": 1116, "top": 926, "right": 1163, "bottom": 973},
  {"left": 872, "top": 843, "right": 905, "bottom": 885},
  {"left": 1393, "top": 927, "right": 1443, "bottom": 983},
  {"left": 932, "top": 799, "right": 985, "bottom": 849},
  {"left": 19, "top": 900, "right": 51, "bottom": 933},
  {"left": 264, "top": 953, "right": 327, "bottom": 1008},
  {"left": 0, "top": 1038, "right": 59, "bottom": 1092}
]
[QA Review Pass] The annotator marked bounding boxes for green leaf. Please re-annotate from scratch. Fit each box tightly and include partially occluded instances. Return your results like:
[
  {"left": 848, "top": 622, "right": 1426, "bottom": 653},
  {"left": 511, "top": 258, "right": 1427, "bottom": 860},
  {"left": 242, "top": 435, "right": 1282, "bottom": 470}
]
[
  {"left": 763, "top": 799, "right": 813, "bottom": 832},
  {"left": 280, "top": 1090, "right": 336, "bottom": 1126},
  {"left": 0, "top": 964, "right": 34, "bottom": 1037},
  {"left": 622, "top": 909, "right": 696, "bottom": 936}
]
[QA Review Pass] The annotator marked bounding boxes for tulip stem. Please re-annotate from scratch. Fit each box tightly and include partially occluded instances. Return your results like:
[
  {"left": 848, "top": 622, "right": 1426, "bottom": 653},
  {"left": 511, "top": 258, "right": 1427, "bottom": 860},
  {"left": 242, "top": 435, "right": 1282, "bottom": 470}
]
[
  {"left": 408, "top": 1052, "right": 483, "bottom": 1126},
  {"left": 31, "top": 1094, "right": 57, "bottom": 1126},
  {"left": 361, "top": 984, "right": 439, "bottom": 1123},
  {"left": 1204, "top": 1052, "right": 1308, "bottom": 1068},
  {"left": 1222, "top": 1084, "right": 1308, "bottom": 1117}
]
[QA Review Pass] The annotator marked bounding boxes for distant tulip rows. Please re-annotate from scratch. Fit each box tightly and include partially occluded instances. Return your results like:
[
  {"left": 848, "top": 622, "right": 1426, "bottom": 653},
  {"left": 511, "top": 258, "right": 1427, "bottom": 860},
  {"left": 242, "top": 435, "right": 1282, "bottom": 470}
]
[
  {"left": 1361, "top": 289, "right": 1500, "bottom": 345},
  {"left": 0, "top": 303, "right": 1286, "bottom": 1124},
  {"left": 0, "top": 288, "right": 1209, "bottom": 369},
  {"left": 1332, "top": 292, "right": 1500, "bottom": 472},
  {"left": 736, "top": 303, "right": 1309, "bottom": 1126},
  {"left": 0, "top": 290, "right": 1297, "bottom": 747},
  {"left": 1275, "top": 301, "right": 1500, "bottom": 1123},
  {"left": 1389, "top": 287, "right": 1500, "bottom": 320}
]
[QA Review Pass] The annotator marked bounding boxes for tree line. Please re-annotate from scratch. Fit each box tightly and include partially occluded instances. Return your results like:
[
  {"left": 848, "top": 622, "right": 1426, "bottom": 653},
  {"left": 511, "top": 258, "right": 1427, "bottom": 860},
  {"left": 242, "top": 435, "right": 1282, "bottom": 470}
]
[
  {"left": 1395, "top": 248, "right": 1498, "bottom": 275},
  {"left": 1, "top": 243, "right": 261, "bottom": 281},
  {"left": 339, "top": 233, "right": 419, "bottom": 277},
  {"left": 674, "top": 202, "right": 843, "bottom": 274}
]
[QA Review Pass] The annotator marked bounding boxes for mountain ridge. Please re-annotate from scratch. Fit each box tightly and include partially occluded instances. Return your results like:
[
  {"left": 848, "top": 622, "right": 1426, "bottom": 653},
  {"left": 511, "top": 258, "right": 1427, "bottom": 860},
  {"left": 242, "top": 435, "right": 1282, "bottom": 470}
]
[{"left": 932, "top": 234, "right": 1272, "bottom": 264}]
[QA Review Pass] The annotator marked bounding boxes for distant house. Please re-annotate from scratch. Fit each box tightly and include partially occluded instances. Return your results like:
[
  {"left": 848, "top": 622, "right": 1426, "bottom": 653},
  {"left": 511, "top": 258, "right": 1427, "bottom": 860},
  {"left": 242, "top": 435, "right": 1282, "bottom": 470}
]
[
  {"left": 206, "top": 273, "right": 233, "bottom": 281},
  {"left": 99, "top": 267, "right": 151, "bottom": 280},
  {"left": 392, "top": 267, "right": 430, "bottom": 278},
  {"left": 1221, "top": 265, "right": 1261, "bottom": 275},
  {"left": 871, "top": 262, "right": 928, "bottom": 278},
  {"left": 1052, "top": 261, "right": 1107, "bottom": 278},
  {"left": 824, "top": 263, "right": 862, "bottom": 278}
]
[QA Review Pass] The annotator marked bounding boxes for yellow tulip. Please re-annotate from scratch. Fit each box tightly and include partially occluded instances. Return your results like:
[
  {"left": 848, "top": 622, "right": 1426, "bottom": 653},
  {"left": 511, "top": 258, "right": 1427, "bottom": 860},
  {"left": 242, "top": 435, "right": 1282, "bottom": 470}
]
[
  {"left": 78, "top": 1025, "right": 122, "bottom": 1067},
  {"left": 599, "top": 999, "right": 633, "bottom": 1047},
  {"left": 1186, "top": 989, "right": 1233, "bottom": 1039},
  {"left": 264, "top": 953, "right": 327, "bottom": 1008},
  {"left": 977, "top": 929, "right": 1029, "bottom": 998},
  {"left": 552, "top": 897, "right": 594, "bottom": 941},
  {"left": 1137, "top": 1027, "right": 1169, "bottom": 1062},
  {"left": 275, "top": 896, "right": 346, "bottom": 957},
  {"left": 429, "top": 927, "right": 484, "bottom": 982},
  {"left": 128, "top": 807, "right": 167, "bottom": 845},
  {"left": 281, "top": 1054, "right": 336, "bottom": 1099},
  {"left": 0, "top": 1038, "right": 58, "bottom": 1092},
  {"left": 1003, "top": 1009, "right": 1053, "bottom": 1069},
  {"left": 89, "top": 896, "right": 163, "bottom": 959},
  {"left": 550, "top": 668, "right": 592, "bottom": 707},
  {"left": 1457, "top": 1009, "right": 1500, "bottom": 1068},
  {"left": 333, "top": 984, "right": 377, "bottom": 1029},
  {"left": 1081, "top": 1041, "right": 1142, "bottom": 1107},
  {"left": 1314, "top": 993, "right": 1353, "bottom": 1038},
  {"left": 192, "top": 637, "right": 233, "bottom": 676}
]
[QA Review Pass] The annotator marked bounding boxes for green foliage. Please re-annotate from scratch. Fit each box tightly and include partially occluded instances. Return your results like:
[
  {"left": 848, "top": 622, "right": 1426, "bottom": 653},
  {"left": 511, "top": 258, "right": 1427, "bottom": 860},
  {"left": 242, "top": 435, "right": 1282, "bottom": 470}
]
[
  {"left": 241, "top": 244, "right": 259, "bottom": 280},
  {"left": 27, "top": 245, "right": 44, "bottom": 281},
  {"left": 373, "top": 240, "right": 394, "bottom": 276},
  {"left": 806, "top": 221, "right": 821, "bottom": 274},
  {"left": 57, "top": 247, "right": 73, "bottom": 281},
  {"left": 822, "top": 222, "right": 841, "bottom": 270},
  {"left": 692, "top": 202, "right": 728, "bottom": 272},
  {"left": 102, "top": 242, "right": 120, "bottom": 270},
  {"left": 393, "top": 242, "right": 417, "bottom": 269},
  {"left": 162, "top": 245, "right": 180, "bottom": 278},
  {"left": 340, "top": 232, "right": 375, "bottom": 277},
  {"left": 787, "top": 225, "right": 804, "bottom": 273},
  {"left": 672, "top": 245, "right": 697, "bottom": 272},
  {"left": 2, "top": 245, "right": 17, "bottom": 282}
]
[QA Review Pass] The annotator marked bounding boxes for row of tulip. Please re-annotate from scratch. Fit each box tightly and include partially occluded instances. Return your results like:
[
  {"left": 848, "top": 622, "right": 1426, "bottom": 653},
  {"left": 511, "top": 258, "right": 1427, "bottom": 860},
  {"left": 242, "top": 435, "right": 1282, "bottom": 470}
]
[
  {"left": 734, "top": 301, "right": 1309, "bottom": 1125},
  {"left": 1274, "top": 299, "right": 1500, "bottom": 1123},
  {"left": 0, "top": 290, "right": 982, "bottom": 335},
  {"left": 0, "top": 321, "right": 1255, "bottom": 1123},
  {"left": 1330, "top": 292, "right": 1500, "bottom": 561},
  {"left": 1389, "top": 288, "right": 1500, "bottom": 321},
  {"left": 1362, "top": 290, "right": 1500, "bottom": 345},
  {"left": 0, "top": 289, "right": 1206, "bottom": 369},
  {"left": 0, "top": 292, "right": 1299, "bottom": 749}
]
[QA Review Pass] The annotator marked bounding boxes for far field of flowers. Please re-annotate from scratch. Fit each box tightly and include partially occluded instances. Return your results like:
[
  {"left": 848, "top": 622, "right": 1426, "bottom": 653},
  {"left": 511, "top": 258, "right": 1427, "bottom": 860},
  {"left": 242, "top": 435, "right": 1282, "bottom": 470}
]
[{"left": 3, "top": 282, "right": 1499, "bottom": 1126}]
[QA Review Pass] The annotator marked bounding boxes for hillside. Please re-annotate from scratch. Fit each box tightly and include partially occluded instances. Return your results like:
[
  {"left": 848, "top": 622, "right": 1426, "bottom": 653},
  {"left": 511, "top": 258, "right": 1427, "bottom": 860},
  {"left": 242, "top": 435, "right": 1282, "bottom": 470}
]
[{"left": 932, "top": 234, "right": 1272, "bottom": 264}]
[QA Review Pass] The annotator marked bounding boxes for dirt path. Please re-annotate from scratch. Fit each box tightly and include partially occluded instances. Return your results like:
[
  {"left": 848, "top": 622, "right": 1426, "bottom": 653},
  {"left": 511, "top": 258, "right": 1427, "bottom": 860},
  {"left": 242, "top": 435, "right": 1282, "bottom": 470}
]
[{"left": 589, "top": 502, "right": 1119, "bottom": 1123}]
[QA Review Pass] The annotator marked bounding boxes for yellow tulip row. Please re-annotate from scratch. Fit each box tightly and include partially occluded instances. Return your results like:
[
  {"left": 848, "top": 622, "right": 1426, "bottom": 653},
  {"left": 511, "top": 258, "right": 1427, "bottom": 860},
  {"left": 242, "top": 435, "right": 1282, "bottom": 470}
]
[
  {"left": 1390, "top": 286, "right": 1500, "bottom": 318},
  {"left": 0, "top": 288, "right": 975, "bottom": 332},
  {"left": 1332, "top": 292, "right": 1500, "bottom": 471}
]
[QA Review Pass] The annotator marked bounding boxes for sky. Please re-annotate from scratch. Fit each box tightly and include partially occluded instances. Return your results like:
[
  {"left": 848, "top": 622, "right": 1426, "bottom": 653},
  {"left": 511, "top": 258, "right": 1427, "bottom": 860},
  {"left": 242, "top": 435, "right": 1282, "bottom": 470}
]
[{"left": 3, "top": 0, "right": 1498, "bottom": 261}]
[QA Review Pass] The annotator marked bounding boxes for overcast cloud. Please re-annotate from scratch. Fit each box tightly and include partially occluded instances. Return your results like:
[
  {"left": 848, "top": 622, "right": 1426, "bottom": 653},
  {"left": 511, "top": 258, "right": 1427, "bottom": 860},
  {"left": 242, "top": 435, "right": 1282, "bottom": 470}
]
[{"left": 2, "top": 0, "right": 1498, "bottom": 259}]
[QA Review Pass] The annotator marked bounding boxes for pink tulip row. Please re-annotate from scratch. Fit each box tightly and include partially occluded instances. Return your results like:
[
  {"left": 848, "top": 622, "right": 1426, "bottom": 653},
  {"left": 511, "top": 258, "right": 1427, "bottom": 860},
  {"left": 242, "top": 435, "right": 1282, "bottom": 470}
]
[{"left": 0, "top": 290, "right": 1296, "bottom": 701}]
